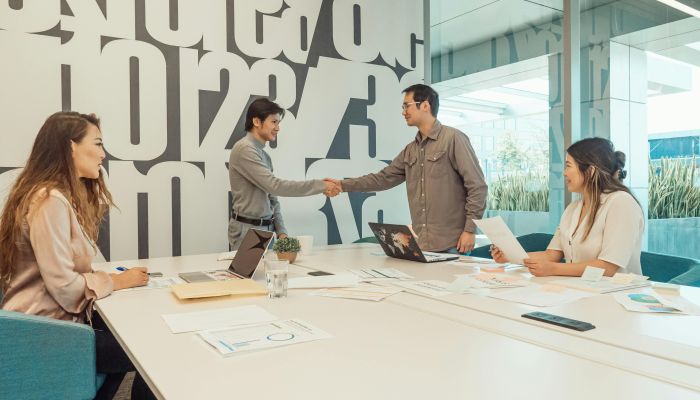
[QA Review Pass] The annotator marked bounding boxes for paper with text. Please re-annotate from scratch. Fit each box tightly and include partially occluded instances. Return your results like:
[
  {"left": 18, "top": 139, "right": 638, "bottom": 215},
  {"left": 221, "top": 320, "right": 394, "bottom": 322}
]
[
  {"left": 162, "top": 305, "right": 278, "bottom": 334},
  {"left": 474, "top": 217, "right": 528, "bottom": 264}
]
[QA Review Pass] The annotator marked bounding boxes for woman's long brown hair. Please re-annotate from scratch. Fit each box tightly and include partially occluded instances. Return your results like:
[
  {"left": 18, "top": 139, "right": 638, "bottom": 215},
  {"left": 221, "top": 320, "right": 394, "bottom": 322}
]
[
  {"left": 0, "top": 112, "right": 114, "bottom": 291},
  {"left": 567, "top": 137, "right": 637, "bottom": 241}
]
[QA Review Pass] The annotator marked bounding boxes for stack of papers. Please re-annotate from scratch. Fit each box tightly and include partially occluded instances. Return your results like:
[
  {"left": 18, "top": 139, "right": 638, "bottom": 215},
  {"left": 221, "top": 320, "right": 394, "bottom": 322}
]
[
  {"left": 390, "top": 280, "right": 452, "bottom": 297},
  {"left": 348, "top": 267, "right": 413, "bottom": 281},
  {"left": 487, "top": 283, "right": 598, "bottom": 307},
  {"left": 162, "top": 305, "right": 278, "bottom": 333},
  {"left": 199, "top": 319, "right": 332, "bottom": 356},
  {"left": 170, "top": 279, "right": 267, "bottom": 299},
  {"left": 448, "top": 273, "right": 529, "bottom": 293},
  {"left": 288, "top": 274, "right": 359, "bottom": 289},
  {"left": 310, "top": 285, "right": 403, "bottom": 302},
  {"left": 120, "top": 276, "right": 184, "bottom": 291},
  {"left": 550, "top": 276, "right": 650, "bottom": 294}
]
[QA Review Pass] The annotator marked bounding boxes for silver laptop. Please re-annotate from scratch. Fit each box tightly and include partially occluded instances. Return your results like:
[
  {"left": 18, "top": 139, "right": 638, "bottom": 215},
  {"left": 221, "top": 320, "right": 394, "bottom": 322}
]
[
  {"left": 179, "top": 229, "right": 274, "bottom": 283},
  {"left": 368, "top": 222, "right": 459, "bottom": 263}
]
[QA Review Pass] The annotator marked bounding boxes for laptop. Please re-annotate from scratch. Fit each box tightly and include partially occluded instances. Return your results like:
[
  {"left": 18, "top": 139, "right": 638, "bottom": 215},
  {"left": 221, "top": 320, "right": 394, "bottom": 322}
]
[
  {"left": 179, "top": 229, "right": 274, "bottom": 283},
  {"left": 368, "top": 222, "right": 459, "bottom": 263}
]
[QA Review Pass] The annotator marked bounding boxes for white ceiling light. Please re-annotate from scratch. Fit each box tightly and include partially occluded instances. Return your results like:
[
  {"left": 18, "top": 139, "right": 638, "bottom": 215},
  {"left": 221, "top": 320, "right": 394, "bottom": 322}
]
[{"left": 656, "top": 0, "right": 700, "bottom": 18}]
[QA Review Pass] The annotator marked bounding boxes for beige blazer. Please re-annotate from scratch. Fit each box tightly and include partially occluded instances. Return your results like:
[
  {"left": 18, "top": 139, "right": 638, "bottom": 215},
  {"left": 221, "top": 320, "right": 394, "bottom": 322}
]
[{"left": 1, "top": 189, "right": 113, "bottom": 323}]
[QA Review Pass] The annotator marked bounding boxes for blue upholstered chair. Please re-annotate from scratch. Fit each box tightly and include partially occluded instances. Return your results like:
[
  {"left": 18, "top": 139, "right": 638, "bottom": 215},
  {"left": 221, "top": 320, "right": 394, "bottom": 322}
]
[
  {"left": 0, "top": 309, "right": 105, "bottom": 399},
  {"left": 353, "top": 236, "right": 379, "bottom": 244},
  {"left": 641, "top": 251, "right": 700, "bottom": 285}
]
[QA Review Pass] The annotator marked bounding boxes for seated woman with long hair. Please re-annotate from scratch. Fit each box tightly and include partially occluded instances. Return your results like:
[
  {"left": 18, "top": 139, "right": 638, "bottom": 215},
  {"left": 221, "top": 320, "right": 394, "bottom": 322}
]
[
  {"left": 491, "top": 137, "right": 645, "bottom": 277},
  {"left": 0, "top": 112, "right": 155, "bottom": 399}
]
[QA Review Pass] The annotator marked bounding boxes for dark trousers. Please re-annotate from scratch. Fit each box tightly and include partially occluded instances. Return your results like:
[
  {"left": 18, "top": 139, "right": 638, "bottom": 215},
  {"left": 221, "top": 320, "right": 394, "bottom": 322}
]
[{"left": 92, "top": 312, "right": 156, "bottom": 400}]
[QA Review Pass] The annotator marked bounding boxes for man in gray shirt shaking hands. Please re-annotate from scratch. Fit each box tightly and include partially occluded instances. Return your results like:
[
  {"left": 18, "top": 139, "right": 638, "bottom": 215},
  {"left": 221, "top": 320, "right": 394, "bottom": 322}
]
[
  {"left": 326, "top": 84, "right": 487, "bottom": 254},
  {"left": 228, "top": 98, "right": 339, "bottom": 250}
]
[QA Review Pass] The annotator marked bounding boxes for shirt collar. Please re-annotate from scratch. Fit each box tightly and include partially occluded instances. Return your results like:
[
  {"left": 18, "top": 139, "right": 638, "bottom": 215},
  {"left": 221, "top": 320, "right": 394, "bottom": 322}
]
[
  {"left": 414, "top": 120, "right": 443, "bottom": 143},
  {"left": 246, "top": 132, "right": 266, "bottom": 150}
]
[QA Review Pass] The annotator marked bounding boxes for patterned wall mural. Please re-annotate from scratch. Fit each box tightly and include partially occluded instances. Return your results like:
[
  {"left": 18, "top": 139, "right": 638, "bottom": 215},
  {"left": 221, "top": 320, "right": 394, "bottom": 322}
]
[{"left": 0, "top": 0, "right": 424, "bottom": 261}]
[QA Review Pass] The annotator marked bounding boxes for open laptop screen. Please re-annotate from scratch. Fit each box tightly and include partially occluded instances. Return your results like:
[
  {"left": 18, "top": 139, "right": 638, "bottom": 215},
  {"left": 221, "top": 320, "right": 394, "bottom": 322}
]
[{"left": 229, "top": 229, "right": 274, "bottom": 278}]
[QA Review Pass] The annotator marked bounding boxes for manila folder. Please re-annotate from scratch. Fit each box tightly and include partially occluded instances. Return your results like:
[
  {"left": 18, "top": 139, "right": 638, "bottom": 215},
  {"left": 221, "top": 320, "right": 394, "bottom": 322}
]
[{"left": 171, "top": 279, "right": 267, "bottom": 299}]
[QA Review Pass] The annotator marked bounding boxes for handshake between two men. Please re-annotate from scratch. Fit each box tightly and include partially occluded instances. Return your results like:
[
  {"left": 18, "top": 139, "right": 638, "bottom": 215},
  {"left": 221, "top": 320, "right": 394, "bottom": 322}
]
[{"left": 322, "top": 178, "right": 343, "bottom": 197}]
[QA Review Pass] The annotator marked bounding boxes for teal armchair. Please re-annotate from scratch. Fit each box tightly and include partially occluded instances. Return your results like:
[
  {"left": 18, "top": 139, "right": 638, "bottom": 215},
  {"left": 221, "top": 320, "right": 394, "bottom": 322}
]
[
  {"left": 0, "top": 310, "right": 104, "bottom": 399},
  {"left": 641, "top": 251, "right": 700, "bottom": 285}
]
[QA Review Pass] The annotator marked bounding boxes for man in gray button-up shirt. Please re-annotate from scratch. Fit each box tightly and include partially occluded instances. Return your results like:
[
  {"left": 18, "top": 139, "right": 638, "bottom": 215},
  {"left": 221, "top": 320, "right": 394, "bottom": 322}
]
[
  {"left": 330, "top": 84, "right": 487, "bottom": 253},
  {"left": 228, "top": 98, "right": 338, "bottom": 249}
]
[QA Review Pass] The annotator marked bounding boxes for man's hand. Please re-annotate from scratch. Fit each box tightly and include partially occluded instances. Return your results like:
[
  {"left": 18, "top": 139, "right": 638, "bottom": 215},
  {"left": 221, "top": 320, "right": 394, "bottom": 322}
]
[
  {"left": 456, "top": 232, "right": 475, "bottom": 254},
  {"left": 277, "top": 233, "right": 288, "bottom": 240},
  {"left": 323, "top": 178, "right": 342, "bottom": 197}
]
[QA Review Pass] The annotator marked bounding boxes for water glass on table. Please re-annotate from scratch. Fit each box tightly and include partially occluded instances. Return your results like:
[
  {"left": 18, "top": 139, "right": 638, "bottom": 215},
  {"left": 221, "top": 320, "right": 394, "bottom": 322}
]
[{"left": 265, "top": 259, "right": 289, "bottom": 299}]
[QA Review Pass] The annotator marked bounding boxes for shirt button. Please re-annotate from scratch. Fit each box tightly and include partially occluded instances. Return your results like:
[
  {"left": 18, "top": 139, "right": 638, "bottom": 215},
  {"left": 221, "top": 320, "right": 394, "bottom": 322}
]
[
  {"left": 421, "top": 163, "right": 423, "bottom": 167},
  {"left": 421, "top": 193, "right": 424, "bottom": 196}
]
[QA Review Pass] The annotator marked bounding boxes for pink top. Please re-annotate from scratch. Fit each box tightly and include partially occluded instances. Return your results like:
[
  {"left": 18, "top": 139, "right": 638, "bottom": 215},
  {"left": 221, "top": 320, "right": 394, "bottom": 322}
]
[{"left": 1, "top": 189, "right": 113, "bottom": 323}]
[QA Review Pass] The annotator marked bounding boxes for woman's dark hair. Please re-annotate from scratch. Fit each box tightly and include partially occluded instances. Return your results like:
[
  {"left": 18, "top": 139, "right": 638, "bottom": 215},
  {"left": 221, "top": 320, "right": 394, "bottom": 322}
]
[
  {"left": 244, "top": 98, "right": 285, "bottom": 131},
  {"left": 402, "top": 84, "right": 439, "bottom": 117},
  {"left": 0, "top": 111, "right": 114, "bottom": 291},
  {"left": 567, "top": 137, "right": 636, "bottom": 240}
]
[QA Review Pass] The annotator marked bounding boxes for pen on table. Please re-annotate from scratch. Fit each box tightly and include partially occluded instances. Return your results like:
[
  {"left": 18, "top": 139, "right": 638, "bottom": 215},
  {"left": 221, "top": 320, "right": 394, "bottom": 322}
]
[{"left": 115, "top": 266, "right": 163, "bottom": 277}]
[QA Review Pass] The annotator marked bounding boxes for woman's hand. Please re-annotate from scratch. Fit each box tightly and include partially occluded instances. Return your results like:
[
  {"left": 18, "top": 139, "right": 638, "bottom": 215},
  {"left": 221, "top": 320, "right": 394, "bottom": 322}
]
[
  {"left": 523, "top": 258, "right": 558, "bottom": 277},
  {"left": 110, "top": 267, "right": 149, "bottom": 290},
  {"left": 490, "top": 245, "right": 509, "bottom": 263}
]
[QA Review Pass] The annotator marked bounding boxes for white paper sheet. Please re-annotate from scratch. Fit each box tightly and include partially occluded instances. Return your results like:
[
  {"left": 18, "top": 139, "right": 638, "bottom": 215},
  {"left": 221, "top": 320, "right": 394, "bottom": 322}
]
[
  {"left": 119, "top": 276, "right": 185, "bottom": 292},
  {"left": 449, "top": 273, "right": 529, "bottom": 291},
  {"left": 474, "top": 216, "right": 528, "bottom": 264},
  {"left": 613, "top": 293, "right": 689, "bottom": 314},
  {"left": 199, "top": 319, "right": 331, "bottom": 356},
  {"left": 390, "top": 280, "right": 452, "bottom": 297},
  {"left": 162, "top": 305, "right": 278, "bottom": 334},
  {"left": 217, "top": 250, "right": 237, "bottom": 261},
  {"left": 287, "top": 274, "right": 360, "bottom": 289},
  {"left": 310, "top": 285, "right": 403, "bottom": 301},
  {"left": 347, "top": 267, "right": 413, "bottom": 281},
  {"left": 487, "top": 284, "right": 597, "bottom": 307}
]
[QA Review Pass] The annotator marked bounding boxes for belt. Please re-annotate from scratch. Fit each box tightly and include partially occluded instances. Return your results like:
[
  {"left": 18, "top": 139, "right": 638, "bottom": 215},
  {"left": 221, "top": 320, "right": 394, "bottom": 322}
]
[{"left": 232, "top": 212, "right": 274, "bottom": 226}]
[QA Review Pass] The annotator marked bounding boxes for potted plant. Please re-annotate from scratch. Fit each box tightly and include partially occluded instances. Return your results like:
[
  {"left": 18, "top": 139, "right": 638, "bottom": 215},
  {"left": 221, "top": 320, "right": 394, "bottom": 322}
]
[{"left": 272, "top": 236, "right": 301, "bottom": 263}]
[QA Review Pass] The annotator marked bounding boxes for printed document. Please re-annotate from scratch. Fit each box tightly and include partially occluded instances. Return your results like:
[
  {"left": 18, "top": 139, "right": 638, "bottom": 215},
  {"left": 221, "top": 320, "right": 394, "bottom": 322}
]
[
  {"left": 614, "top": 293, "right": 689, "bottom": 314},
  {"left": 199, "top": 319, "right": 331, "bottom": 356},
  {"left": 390, "top": 280, "right": 452, "bottom": 297},
  {"left": 348, "top": 267, "right": 413, "bottom": 281},
  {"left": 162, "top": 305, "right": 278, "bottom": 334},
  {"left": 487, "top": 283, "right": 597, "bottom": 307},
  {"left": 474, "top": 217, "right": 528, "bottom": 264},
  {"left": 119, "top": 276, "right": 184, "bottom": 292},
  {"left": 310, "top": 285, "right": 403, "bottom": 301},
  {"left": 288, "top": 274, "right": 359, "bottom": 289}
]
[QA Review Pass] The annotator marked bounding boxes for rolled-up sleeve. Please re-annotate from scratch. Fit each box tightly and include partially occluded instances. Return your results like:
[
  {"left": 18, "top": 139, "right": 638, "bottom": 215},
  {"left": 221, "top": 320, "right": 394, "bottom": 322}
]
[
  {"left": 598, "top": 195, "right": 645, "bottom": 270},
  {"left": 28, "top": 195, "right": 113, "bottom": 314},
  {"left": 342, "top": 148, "right": 407, "bottom": 192},
  {"left": 451, "top": 133, "right": 487, "bottom": 233}
]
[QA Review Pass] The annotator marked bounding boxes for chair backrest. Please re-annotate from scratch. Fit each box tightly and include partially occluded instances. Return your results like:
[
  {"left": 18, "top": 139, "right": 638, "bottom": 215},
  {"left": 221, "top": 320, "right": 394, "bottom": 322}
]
[
  {"left": 641, "top": 251, "right": 700, "bottom": 283},
  {"left": 0, "top": 310, "right": 100, "bottom": 399},
  {"left": 668, "top": 266, "right": 700, "bottom": 287},
  {"left": 353, "top": 236, "right": 379, "bottom": 244},
  {"left": 470, "top": 232, "right": 554, "bottom": 259}
]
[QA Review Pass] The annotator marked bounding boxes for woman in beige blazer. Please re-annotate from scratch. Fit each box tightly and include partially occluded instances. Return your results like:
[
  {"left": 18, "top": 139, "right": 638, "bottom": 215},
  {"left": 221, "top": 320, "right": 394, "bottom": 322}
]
[{"left": 0, "top": 112, "right": 155, "bottom": 399}]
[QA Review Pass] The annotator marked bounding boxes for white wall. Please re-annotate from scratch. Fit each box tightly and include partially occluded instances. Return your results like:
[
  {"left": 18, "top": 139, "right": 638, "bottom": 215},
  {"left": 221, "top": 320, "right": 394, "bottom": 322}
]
[{"left": 0, "top": 0, "right": 424, "bottom": 260}]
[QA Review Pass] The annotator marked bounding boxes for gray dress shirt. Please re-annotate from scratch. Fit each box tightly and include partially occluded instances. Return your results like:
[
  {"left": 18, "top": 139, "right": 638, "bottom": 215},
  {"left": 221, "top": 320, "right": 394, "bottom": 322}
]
[
  {"left": 342, "top": 121, "right": 487, "bottom": 252},
  {"left": 229, "top": 134, "right": 326, "bottom": 238}
]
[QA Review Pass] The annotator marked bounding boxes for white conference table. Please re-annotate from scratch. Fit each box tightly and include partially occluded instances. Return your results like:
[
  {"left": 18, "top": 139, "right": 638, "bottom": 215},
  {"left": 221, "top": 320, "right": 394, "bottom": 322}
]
[
  {"left": 292, "top": 244, "right": 700, "bottom": 390},
  {"left": 93, "top": 247, "right": 700, "bottom": 399}
]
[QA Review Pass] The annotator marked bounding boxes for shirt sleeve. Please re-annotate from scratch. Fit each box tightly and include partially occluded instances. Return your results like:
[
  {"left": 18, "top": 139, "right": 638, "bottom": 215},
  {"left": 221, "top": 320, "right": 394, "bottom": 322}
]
[
  {"left": 269, "top": 193, "right": 288, "bottom": 236},
  {"left": 598, "top": 194, "right": 645, "bottom": 270},
  {"left": 27, "top": 194, "right": 113, "bottom": 314},
  {"left": 232, "top": 145, "right": 326, "bottom": 197},
  {"left": 341, "top": 147, "right": 407, "bottom": 192},
  {"left": 450, "top": 132, "right": 488, "bottom": 232}
]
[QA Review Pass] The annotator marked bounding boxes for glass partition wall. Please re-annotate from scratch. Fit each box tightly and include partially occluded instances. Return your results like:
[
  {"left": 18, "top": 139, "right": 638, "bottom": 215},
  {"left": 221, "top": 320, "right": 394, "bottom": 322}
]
[{"left": 430, "top": 0, "right": 700, "bottom": 258}]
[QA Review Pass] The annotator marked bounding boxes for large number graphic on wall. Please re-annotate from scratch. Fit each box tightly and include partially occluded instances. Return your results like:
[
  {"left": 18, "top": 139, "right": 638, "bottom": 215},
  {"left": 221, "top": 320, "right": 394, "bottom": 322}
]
[{"left": 0, "top": 0, "right": 424, "bottom": 261}]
